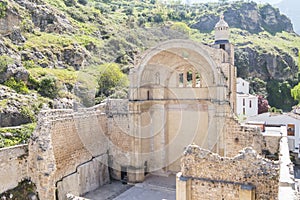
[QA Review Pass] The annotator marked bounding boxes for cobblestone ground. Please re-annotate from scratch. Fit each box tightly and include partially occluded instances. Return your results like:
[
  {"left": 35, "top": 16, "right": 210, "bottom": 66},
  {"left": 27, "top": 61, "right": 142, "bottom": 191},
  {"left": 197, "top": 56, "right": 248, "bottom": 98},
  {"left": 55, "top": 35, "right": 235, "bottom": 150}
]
[{"left": 84, "top": 175, "right": 176, "bottom": 200}]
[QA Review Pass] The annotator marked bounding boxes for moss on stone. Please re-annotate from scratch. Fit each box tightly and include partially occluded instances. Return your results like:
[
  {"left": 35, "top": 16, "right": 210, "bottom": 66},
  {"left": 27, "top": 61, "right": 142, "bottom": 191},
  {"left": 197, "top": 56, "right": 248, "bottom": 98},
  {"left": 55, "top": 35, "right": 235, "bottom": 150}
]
[{"left": 0, "top": 179, "right": 39, "bottom": 200}]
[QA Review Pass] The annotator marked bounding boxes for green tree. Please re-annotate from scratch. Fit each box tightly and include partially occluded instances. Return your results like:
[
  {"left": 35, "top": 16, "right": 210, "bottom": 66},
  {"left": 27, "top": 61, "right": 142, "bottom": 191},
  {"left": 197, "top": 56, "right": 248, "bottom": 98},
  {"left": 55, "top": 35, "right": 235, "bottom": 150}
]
[
  {"left": 249, "top": 77, "right": 267, "bottom": 97},
  {"left": 171, "top": 22, "right": 191, "bottom": 35},
  {"left": 96, "top": 63, "right": 128, "bottom": 101},
  {"left": 38, "top": 76, "right": 59, "bottom": 99},
  {"left": 292, "top": 82, "right": 300, "bottom": 104},
  {"left": 267, "top": 80, "right": 296, "bottom": 111}
]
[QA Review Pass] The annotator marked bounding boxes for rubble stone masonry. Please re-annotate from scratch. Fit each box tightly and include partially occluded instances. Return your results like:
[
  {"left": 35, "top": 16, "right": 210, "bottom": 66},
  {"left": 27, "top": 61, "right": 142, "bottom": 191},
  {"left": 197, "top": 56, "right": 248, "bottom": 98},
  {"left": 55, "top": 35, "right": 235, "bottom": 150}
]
[{"left": 179, "top": 145, "right": 279, "bottom": 200}]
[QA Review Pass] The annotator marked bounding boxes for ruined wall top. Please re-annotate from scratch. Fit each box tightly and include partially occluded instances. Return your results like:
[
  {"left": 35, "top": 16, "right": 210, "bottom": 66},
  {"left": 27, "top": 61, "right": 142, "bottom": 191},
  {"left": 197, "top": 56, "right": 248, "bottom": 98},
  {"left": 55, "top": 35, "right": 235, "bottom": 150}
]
[{"left": 181, "top": 144, "right": 279, "bottom": 199}]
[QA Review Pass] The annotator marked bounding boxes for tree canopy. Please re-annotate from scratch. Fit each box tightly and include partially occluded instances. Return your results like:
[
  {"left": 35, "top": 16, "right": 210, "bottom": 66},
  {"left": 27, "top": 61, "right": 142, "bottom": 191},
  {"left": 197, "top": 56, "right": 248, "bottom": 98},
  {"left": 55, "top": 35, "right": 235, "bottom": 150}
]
[{"left": 96, "top": 63, "right": 128, "bottom": 102}]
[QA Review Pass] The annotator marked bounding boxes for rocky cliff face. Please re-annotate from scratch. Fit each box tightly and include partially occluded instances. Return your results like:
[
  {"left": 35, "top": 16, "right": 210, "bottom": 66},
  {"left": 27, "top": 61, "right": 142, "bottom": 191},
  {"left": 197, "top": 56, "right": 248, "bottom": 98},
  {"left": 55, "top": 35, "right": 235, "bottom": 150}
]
[
  {"left": 235, "top": 46, "right": 298, "bottom": 81},
  {"left": 191, "top": 2, "right": 293, "bottom": 34},
  {"left": 0, "top": 0, "right": 87, "bottom": 72},
  {"left": 0, "top": 0, "right": 299, "bottom": 125},
  {"left": 190, "top": 1, "right": 299, "bottom": 111}
]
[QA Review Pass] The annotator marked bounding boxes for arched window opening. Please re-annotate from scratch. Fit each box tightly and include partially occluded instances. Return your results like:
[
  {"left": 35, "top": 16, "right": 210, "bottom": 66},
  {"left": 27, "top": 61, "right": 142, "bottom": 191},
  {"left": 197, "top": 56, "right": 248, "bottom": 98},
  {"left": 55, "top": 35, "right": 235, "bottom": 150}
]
[
  {"left": 179, "top": 73, "right": 184, "bottom": 87},
  {"left": 187, "top": 70, "right": 193, "bottom": 87},
  {"left": 176, "top": 66, "right": 202, "bottom": 88},
  {"left": 195, "top": 72, "right": 201, "bottom": 87}
]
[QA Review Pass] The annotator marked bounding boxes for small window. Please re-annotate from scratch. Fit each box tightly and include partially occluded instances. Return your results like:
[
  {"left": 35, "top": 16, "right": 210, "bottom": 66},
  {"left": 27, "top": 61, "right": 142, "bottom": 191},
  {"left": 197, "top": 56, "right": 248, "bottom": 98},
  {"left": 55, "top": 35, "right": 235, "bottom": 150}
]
[
  {"left": 243, "top": 108, "right": 246, "bottom": 115},
  {"left": 195, "top": 72, "right": 201, "bottom": 87},
  {"left": 243, "top": 98, "right": 245, "bottom": 106},
  {"left": 249, "top": 100, "right": 252, "bottom": 108},
  {"left": 187, "top": 70, "right": 193, "bottom": 87},
  {"left": 179, "top": 73, "right": 184, "bottom": 87},
  {"left": 147, "top": 90, "right": 150, "bottom": 100},
  {"left": 220, "top": 44, "right": 225, "bottom": 50}
]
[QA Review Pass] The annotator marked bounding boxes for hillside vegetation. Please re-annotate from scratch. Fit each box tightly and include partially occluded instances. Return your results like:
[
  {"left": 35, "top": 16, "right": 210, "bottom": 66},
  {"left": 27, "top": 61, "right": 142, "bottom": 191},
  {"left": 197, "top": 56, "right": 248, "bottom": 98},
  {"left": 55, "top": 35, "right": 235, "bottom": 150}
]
[{"left": 0, "top": 0, "right": 299, "bottom": 146}]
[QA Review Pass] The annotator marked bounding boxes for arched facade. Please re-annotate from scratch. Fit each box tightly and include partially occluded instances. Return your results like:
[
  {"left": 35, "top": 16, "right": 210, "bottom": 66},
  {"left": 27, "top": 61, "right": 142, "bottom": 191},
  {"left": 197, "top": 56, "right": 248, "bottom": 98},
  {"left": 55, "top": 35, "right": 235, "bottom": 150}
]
[{"left": 127, "top": 39, "right": 236, "bottom": 178}]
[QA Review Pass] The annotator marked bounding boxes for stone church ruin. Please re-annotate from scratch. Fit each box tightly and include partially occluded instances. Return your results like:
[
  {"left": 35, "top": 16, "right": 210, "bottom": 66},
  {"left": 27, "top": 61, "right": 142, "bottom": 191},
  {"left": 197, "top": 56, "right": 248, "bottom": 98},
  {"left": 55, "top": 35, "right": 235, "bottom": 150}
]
[{"left": 0, "top": 16, "right": 296, "bottom": 200}]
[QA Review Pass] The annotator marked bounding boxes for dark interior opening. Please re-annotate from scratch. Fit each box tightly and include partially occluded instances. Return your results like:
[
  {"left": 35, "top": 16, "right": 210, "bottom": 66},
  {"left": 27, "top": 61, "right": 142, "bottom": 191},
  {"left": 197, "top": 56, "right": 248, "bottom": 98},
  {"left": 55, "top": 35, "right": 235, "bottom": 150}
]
[
  {"left": 121, "top": 166, "right": 127, "bottom": 184},
  {"left": 144, "top": 161, "right": 149, "bottom": 176},
  {"left": 147, "top": 90, "right": 150, "bottom": 100},
  {"left": 220, "top": 44, "right": 225, "bottom": 50}
]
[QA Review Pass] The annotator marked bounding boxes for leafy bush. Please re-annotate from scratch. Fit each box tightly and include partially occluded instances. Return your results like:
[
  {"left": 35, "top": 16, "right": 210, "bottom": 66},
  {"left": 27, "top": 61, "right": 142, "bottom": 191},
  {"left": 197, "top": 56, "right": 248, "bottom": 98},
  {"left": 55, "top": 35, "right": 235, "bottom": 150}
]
[
  {"left": 171, "top": 22, "right": 191, "bottom": 35},
  {"left": 4, "top": 78, "right": 29, "bottom": 94},
  {"left": 38, "top": 76, "right": 59, "bottom": 99},
  {"left": 23, "top": 60, "right": 39, "bottom": 69},
  {"left": 96, "top": 63, "right": 128, "bottom": 101},
  {"left": 292, "top": 82, "right": 300, "bottom": 104},
  {"left": 20, "top": 106, "right": 36, "bottom": 122},
  {"left": 67, "top": 8, "right": 89, "bottom": 22},
  {"left": 258, "top": 95, "right": 269, "bottom": 114},
  {"left": 0, "top": 55, "right": 13, "bottom": 73},
  {"left": 0, "top": 1, "right": 7, "bottom": 18},
  {"left": 267, "top": 80, "right": 296, "bottom": 111},
  {"left": 268, "top": 107, "right": 283, "bottom": 114},
  {"left": 0, "top": 123, "right": 36, "bottom": 148}
]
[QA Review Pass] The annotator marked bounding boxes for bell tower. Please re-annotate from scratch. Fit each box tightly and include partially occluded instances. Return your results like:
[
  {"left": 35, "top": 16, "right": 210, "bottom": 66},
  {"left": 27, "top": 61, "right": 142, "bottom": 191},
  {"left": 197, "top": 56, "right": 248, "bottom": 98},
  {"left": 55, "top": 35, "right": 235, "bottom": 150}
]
[
  {"left": 212, "top": 14, "right": 234, "bottom": 65},
  {"left": 212, "top": 14, "right": 236, "bottom": 114}
]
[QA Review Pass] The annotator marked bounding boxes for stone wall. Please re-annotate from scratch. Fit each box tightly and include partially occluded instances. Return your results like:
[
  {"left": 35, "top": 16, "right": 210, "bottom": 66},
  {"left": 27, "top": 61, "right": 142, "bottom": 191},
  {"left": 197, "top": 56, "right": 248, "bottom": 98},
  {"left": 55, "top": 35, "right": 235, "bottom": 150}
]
[
  {"left": 178, "top": 145, "right": 279, "bottom": 200},
  {"left": 0, "top": 144, "right": 28, "bottom": 194},
  {"left": 224, "top": 118, "right": 264, "bottom": 157},
  {"left": 224, "top": 118, "right": 282, "bottom": 159},
  {"left": 56, "top": 154, "right": 109, "bottom": 200},
  {"left": 28, "top": 109, "right": 110, "bottom": 200},
  {"left": 264, "top": 135, "right": 281, "bottom": 155}
]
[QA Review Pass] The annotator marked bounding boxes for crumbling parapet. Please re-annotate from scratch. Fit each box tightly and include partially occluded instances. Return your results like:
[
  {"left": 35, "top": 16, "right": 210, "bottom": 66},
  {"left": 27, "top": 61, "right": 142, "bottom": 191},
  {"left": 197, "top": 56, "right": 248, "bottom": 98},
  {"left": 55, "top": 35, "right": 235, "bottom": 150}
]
[
  {"left": 224, "top": 117, "right": 264, "bottom": 157},
  {"left": 177, "top": 145, "right": 279, "bottom": 200}
]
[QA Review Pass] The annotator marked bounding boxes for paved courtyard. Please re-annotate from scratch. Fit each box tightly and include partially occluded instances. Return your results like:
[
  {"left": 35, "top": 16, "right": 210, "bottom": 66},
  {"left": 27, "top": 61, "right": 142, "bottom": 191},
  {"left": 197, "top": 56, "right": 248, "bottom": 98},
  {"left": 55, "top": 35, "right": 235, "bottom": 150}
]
[{"left": 84, "top": 175, "right": 176, "bottom": 200}]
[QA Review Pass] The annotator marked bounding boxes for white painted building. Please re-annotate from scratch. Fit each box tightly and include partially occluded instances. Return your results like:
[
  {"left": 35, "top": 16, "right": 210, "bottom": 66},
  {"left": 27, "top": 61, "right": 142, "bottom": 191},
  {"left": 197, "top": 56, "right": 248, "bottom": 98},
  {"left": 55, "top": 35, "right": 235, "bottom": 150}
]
[
  {"left": 236, "top": 78, "right": 258, "bottom": 117},
  {"left": 247, "top": 112, "right": 300, "bottom": 155}
]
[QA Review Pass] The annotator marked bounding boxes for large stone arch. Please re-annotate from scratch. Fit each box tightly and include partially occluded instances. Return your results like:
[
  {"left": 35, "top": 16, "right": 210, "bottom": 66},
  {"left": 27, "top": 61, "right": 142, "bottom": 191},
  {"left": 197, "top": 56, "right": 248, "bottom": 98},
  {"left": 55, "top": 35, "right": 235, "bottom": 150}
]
[
  {"left": 134, "top": 39, "right": 223, "bottom": 88},
  {"left": 128, "top": 39, "right": 231, "bottom": 177}
]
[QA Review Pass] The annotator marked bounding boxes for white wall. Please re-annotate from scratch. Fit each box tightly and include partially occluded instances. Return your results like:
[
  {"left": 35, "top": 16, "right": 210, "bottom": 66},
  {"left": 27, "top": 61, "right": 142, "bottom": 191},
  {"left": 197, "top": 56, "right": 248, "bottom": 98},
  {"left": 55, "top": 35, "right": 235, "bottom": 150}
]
[
  {"left": 236, "top": 78, "right": 249, "bottom": 94},
  {"left": 236, "top": 94, "right": 258, "bottom": 117}
]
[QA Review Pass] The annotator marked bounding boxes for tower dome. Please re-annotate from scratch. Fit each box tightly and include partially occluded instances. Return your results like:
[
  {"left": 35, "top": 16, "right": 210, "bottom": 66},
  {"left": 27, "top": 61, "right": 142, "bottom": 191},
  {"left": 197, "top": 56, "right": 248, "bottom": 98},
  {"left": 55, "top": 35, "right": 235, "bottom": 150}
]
[{"left": 214, "top": 14, "right": 230, "bottom": 44}]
